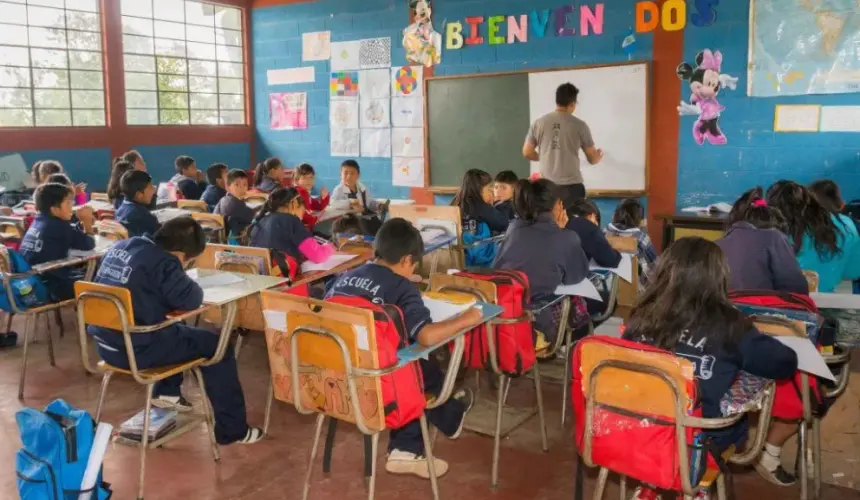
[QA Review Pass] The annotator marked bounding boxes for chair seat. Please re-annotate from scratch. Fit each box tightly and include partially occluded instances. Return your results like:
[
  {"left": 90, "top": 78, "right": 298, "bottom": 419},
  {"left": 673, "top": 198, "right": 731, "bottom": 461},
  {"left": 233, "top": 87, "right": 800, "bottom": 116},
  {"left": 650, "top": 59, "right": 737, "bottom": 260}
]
[
  {"left": 698, "top": 445, "right": 736, "bottom": 488},
  {"left": 98, "top": 359, "right": 207, "bottom": 381}
]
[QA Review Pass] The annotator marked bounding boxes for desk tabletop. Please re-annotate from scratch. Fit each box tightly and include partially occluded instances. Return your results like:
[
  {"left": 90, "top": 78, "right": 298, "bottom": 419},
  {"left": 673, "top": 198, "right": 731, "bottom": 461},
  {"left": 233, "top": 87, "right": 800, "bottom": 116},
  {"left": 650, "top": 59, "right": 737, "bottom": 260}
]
[
  {"left": 84, "top": 200, "right": 116, "bottom": 212},
  {"left": 33, "top": 236, "right": 112, "bottom": 273},
  {"left": 316, "top": 207, "right": 355, "bottom": 223},
  {"left": 190, "top": 269, "right": 287, "bottom": 306},
  {"left": 154, "top": 208, "right": 192, "bottom": 223},
  {"left": 291, "top": 248, "right": 372, "bottom": 287}
]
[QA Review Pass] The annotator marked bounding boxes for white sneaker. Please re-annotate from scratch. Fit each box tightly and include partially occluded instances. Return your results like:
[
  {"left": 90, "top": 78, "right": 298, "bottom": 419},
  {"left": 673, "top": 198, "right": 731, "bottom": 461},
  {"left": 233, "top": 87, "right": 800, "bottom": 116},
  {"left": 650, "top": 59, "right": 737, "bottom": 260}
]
[
  {"left": 385, "top": 449, "right": 449, "bottom": 478},
  {"left": 152, "top": 395, "right": 193, "bottom": 413}
]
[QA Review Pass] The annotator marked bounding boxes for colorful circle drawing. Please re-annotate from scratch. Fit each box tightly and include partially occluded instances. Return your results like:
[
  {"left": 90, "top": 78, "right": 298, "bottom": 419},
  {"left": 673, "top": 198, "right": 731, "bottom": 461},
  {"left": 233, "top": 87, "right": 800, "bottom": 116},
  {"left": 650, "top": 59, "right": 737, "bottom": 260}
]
[{"left": 394, "top": 67, "right": 418, "bottom": 95}]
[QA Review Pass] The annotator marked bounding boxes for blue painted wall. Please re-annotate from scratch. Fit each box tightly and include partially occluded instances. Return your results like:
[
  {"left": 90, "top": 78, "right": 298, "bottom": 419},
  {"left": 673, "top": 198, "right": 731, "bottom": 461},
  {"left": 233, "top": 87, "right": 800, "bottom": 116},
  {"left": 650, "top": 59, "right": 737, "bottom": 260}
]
[
  {"left": 677, "top": 0, "right": 860, "bottom": 208},
  {"left": 0, "top": 148, "right": 112, "bottom": 190}
]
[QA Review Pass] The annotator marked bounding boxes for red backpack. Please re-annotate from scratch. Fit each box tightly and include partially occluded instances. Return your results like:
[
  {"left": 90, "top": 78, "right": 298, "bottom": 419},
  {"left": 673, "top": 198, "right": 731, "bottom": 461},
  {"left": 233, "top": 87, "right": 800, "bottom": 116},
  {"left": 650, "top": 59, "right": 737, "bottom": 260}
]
[
  {"left": 454, "top": 269, "right": 534, "bottom": 377},
  {"left": 325, "top": 295, "right": 426, "bottom": 429},
  {"left": 270, "top": 250, "right": 309, "bottom": 297},
  {"left": 728, "top": 290, "right": 817, "bottom": 313}
]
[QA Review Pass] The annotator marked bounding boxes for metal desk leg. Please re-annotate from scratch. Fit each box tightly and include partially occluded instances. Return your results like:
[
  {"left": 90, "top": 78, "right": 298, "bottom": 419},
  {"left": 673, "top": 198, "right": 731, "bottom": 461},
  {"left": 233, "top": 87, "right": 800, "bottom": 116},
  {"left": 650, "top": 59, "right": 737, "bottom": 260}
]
[{"left": 322, "top": 418, "right": 338, "bottom": 474}]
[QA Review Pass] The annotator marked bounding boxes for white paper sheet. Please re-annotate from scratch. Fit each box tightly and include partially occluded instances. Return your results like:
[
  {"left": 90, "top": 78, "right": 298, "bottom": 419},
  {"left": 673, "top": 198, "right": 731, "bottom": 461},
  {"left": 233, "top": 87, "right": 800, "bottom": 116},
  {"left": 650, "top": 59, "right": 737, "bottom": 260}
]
[
  {"left": 358, "top": 37, "right": 391, "bottom": 69},
  {"left": 774, "top": 336, "right": 836, "bottom": 382},
  {"left": 360, "top": 98, "right": 390, "bottom": 128},
  {"left": 0, "top": 153, "right": 30, "bottom": 190},
  {"left": 392, "top": 65, "right": 423, "bottom": 97},
  {"left": 774, "top": 105, "right": 820, "bottom": 132},
  {"left": 810, "top": 292, "right": 860, "bottom": 310},
  {"left": 361, "top": 128, "right": 391, "bottom": 158},
  {"left": 188, "top": 271, "right": 245, "bottom": 288},
  {"left": 300, "top": 253, "right": 356, "bottom": 273},
  {"left": 820, "top": 106, "right": 860, "bottom": 133},
  {"left": 417, "top": 218, "right": 456, "bottom": 237},
  {"left": 423, "top": 296, "right": 475, "bottom": 323},
  {"left": 555, "top": 279, "right": 603, "bottom": 302},
  {"left": 302, "top": 31, "right": 331, "bottom": 61},
  {"left": 331, "top": 128, "right": 360, "bottom": 157},
  {"left": 263, "top": 309, "right": 287, "bottom": 332},
  {"left": 78, "top": 422, "right": 113, "bottom": 500},
  {"left": 680, "top": 202, "right": 732, "bottom": 214},
  {"left": 358, "top": 68, "right": 390, "bottom": 99},
  {"left": 267, "top": 67, "right": 315, "bottom": 86},
  {"left": 330, "top": 99, "right": 359, "bottom": 129},
  {"left": 353, "top": 325, "right": 369, "bottom": 350},
  {"left": 391, "top": 127, "right": 424, "bottom": 157},
  {"left": 392, "top": 156, "right": 424, "bottom": 187},
  {"left": 331, "top": 41, "right": 361, "bottom": 71},
  {"left": 590, "top": 253, "right": 633, "bottom": 283},
  {"left": 391, "top": 97, "right": 423, "bottom": 127}
]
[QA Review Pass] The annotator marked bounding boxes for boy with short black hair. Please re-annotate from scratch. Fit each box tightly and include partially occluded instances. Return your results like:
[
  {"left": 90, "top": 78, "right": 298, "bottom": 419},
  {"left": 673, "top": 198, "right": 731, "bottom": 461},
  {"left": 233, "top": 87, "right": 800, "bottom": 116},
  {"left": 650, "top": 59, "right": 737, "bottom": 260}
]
[
  {"left": 214, "top": 169, "right": 255, "bottom": 238},
  {"left": 89, "top": 217, "right": 263, "bottom": 445},
  {"left": 325, "top": 218, "right": 480, "bottom": 479},
  {"left": 201, "top": 163, "right": 229, "bottom": 210},
  {"left": 294, "top": 163, "right": 330, "bottom": 228},
  {"left": 493, "top": 170, "right": 518, "bottom": 220},
  {"left": 170, "top": 155, "right": 206, "bottom": 200},
  {"left": 116, "top": 170, "right": 160, "bottom": 237},
  {"left": 331, "top": 160, "right": 381, "bottom": 212},
  {"left": 19, "top": 183, "right": 95, "bottom": 301}
]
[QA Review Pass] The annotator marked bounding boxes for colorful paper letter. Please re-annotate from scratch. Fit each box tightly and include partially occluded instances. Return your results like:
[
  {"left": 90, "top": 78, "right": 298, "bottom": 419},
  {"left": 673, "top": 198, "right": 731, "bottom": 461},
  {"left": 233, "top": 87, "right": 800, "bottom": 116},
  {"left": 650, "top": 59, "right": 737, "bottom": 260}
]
[
  {"left": 465, "top": 17, "right": 484, "bottom": 45},
  {"left": 636, "top": 1, "right": 659, "bottom": 33},
  {"left": 488, "top": 15, "right": 505, "bottom": 45},
  {"left": 530, "top": 9, "right": 550, "bottom": 38},
  {"left": 507, "top": 15, "right": 528, "bottom": 43},
  {"left": 662, "top": 0, "right": 687, "bottom": 31},
  {"left": 554, "top": 6, "right": 576, "bottom": 36},
  {"left": 580, "top": 4, "right": 604, "bottom": 36},
  {"left": 691, "top": 0, "right": 718, "bottom": 27},
  {"left": 446, "top": 21, "right": 464, "bottom": 49}
]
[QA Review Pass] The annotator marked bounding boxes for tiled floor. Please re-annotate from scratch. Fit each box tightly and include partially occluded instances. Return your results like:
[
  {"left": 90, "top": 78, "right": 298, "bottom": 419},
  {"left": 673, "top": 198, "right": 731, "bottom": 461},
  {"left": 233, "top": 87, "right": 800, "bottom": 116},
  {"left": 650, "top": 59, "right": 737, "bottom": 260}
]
[{"left": 1, "top": 310, "right": 859, "bottom": 500}]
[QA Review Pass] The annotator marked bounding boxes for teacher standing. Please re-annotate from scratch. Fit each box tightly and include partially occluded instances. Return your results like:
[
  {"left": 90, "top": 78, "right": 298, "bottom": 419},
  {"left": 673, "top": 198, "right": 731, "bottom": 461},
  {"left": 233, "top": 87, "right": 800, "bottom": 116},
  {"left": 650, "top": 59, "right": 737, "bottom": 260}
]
[{"left": 522, "top": 83, "right": 603, "bottom": 208}]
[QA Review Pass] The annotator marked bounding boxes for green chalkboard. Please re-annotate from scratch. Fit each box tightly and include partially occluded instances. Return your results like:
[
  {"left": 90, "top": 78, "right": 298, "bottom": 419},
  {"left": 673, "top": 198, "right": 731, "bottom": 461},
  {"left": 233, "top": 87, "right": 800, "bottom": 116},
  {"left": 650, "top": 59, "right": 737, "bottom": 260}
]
[{"left": 426, "top": 74, "right": 531, "bottom": 189}]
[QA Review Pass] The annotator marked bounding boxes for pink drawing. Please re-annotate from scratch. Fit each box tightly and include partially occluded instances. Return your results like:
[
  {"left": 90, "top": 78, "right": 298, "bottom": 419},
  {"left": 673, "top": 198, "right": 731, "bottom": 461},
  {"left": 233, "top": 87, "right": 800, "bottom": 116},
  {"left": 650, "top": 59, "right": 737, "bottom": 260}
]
[{"left": 269, "top": 92, "right": 308, "bottom": 131}]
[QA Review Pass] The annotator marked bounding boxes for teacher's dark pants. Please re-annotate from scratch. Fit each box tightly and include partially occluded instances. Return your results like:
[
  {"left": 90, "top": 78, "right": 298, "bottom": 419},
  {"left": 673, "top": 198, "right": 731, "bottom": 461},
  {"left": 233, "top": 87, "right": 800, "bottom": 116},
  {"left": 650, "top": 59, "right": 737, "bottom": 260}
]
[{"left": 560, "top": 183, "right": 586, "bottom": 209}]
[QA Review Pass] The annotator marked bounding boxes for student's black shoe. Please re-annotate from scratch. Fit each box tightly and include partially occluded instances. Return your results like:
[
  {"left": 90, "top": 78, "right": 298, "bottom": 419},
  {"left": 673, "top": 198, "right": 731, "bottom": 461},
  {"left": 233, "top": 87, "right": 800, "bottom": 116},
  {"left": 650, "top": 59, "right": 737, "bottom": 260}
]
[
  {"left": 449, "top": 388, "right": 474, "bottom": 440},
  {"left": 755, "top": 463, "right": 796, "bottom": 487},
  {"left": 152, "top": 395, "right": 193, "bottom": 413},
  {"left": 0, "top": 332, "right": 18, "bottom": 348},
  {"left": 237, "top": 427, "right": 265, "bottom": 444}
]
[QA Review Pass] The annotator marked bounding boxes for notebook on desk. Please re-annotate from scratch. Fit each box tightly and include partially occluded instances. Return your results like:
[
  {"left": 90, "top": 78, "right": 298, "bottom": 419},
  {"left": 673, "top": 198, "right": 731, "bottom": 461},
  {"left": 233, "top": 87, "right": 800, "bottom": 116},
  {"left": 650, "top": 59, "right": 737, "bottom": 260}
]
[{"left": 422, "top": 292, "right": 476, "bottom": 322}]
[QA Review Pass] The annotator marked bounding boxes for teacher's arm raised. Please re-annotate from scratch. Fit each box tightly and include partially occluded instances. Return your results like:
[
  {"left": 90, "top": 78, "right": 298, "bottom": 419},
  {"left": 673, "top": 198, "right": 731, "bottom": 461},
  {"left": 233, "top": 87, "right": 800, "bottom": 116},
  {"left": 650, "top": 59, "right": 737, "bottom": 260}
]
[
  {"left": 580, "top": 123, "right": 603, "bottom": 165},
  {"left": 522, "top": 123, "right": 540, "bottom": 162}
]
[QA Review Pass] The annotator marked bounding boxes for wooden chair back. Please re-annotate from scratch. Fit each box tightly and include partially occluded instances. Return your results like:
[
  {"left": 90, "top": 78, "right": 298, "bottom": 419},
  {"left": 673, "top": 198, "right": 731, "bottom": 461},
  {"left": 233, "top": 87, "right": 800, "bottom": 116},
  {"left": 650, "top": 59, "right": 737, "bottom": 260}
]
[
  {"left": 94, "top": 220, "right": 129, "bottom": 241},
  {"left": 802, "top": 270, "right": 819, "bottom": 293},
  {"left": 195, "top": 243, "right": 271, "bottom": 330},
  {"left": 613, "top": 255, "right": 639, "bottom": 320},
  {"left": 192, "top": 212, "right": 226, "bottom": 243},
  {"left": 178, "top": 199, "right": 208, "bottom": 212},
  {"left": 428, "top": 273, "right": 498, "bottom": 304},
  {"left": 390, "top": 204, "right": 463, "bottom": 271},
  {"left": 74, "top": 281, "right": 135, "bottom": 330}
]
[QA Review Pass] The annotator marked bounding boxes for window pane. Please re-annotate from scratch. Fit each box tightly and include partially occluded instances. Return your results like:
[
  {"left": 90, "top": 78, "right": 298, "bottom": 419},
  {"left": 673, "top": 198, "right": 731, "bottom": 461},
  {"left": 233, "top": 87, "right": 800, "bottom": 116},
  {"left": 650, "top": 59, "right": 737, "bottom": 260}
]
[
  {"left": 218, "top": 77, "right": 242, "bottom": 94},
  {"left": 219, "top": 94, "right": 243, "bottom": 110},
  {"left": 154, "top": 20, "right": 184, "bottom": 40},
  {"left": 71, "top": 89, "right": 104, "bottom": 108},
  {"left": 0, "top": 46, "right": 29, "bottom": 66},
  {"left": 219, "top": 110, "right": 243, "bottom": 125},
  {"left": 188, "top": 59, "right": 216, "bottom": 76},
  {"left": 125, "top": 90, "right": 157, "bottom": 108},
  {"left": 33, "top": 69, "right": 69, "bottom": 88},
  {"left": 0, "top": 108, "right": 33, "bottom": 126},
  {"left": 216, "top": 45, "right": 242, "bottom": 63},
  {"left": 28, "top": 0, "right": 63, "bottom": 7},
  {"left": 68, "top": 30, "right": 100, "bottom": 51},
  {"left": 73, "top": 109, "right": 105, "bottom": 126},
  {"left": 35, "top": 109, "right": 72, "bottom": 126},
  {"left": 66, "top": 11, "right": 99, "bottom": 32},
  {"left": 157, "top": 74, "right": 187, "bottom": 92},
  {"left": 128, "top": 109, "right": 159, "bottom": 125},
  {"left": 214, "top": 7, "right": 241, "bottom": 30},
  {"left": 156, "top": 57, "right": 187, "bottom": 75},
  {"left": 66, "top": 0, "right": 99, "bottom": 13},
  {"left": 186, "top": 24, "right": 214, "bottom": 44},
  {"left": 0, "top": 88, "right": 31, "bottom": 107},
  {"left": 70, "top": 70, "right": 103, "bottom": 90},
  {"left": 186, "top": 2, "right": 214, "bottom": 26},
  {"left": 125, "top": 72, "right": 156, "bottom": 91},
  {"left": 191, "top": 110, "right": 218, "bottom": 125},
  {"left": 31, "top": 49, "right": 67, "bottom": 69},
  {"left": 215, "top": 28, "right": 241, "bottom": 47},
  {"left": 0, "top": 67, "right": 30, "bottom": 87},
  {"left": 123, "top": 34, "right": 154, "bottom": 54},
  {"left": 154, "top": 0, "right": 184, "bottom": 22},
  {"left": 29, "top": 27, "right": 67, "bottom": 48},
  {"left": 189, "top": 75, "right": 216, "bottom": 92},
  {"left": 121, "top": 0, "right": 151, "bottom": 18},
  {"left": 69, "top": 51, "right": 102, "bottom": 71},
  {"left": 190, "top": 92, "right": 216, "bottom": 109},
  {"left": 160, "top": 109, "right": 189, "bottom": 125},
  {"left": 124, "top": 54, "right": 155, "bottom": 73},
  {"left": 155, "top": 38, "right": 186, "bottom": 57},
  {"left": 27, "top": 6, "right": 66, "bottom": 28},
  {"left": 122, "top": 16, "right": 153, "bottom": 37},
  {"left": 159, "top": 91, "right": 188, "bottom": 109},
  {"left": 34, "top": 89, "right": 70, "bottom": 108},
  {"left": 187, "top": 41, "right": 215, "bottom": 60},
  {"left": 0, "top": 2, "right": 28, "bottom": 25},
  {"left": 0, "top": 24, "right": 28, "bottom": 46},
  {"left": 217, "top": 62, "right": 242, "bottom": 78}
]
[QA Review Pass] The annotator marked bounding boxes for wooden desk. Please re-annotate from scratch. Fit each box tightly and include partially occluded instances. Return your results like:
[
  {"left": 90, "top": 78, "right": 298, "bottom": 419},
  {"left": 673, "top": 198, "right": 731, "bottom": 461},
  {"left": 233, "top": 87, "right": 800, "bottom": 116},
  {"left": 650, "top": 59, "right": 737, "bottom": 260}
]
[
  {"left": 190, "top": 269, "right": 287, "bottom": 306},
  {"left": 657, "top": 212, "right": 727, "bottom": 249},
  {"left": 291, "top": 248, "right": 372, "bottom": 287}
]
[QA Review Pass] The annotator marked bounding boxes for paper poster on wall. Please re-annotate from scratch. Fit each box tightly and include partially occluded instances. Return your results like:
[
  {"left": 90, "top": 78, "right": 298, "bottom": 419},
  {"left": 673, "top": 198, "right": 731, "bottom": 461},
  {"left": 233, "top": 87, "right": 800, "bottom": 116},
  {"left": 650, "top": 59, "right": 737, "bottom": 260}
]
[
  {"left": 0, "top": 153, "right": 30, "bottom": 190},
  {"left": 677, "top": 49, "right": 738, "bottom": 146},
  {"left": 269, "top": 92, "right": 307, "bottom": 130},
  {"left": 392, "top": 156, "right": 425, "bottom": 187},
  {"left": 820, "top": 106, "right": 860, "bottom": 132},
  {"left": 331, "top": 41, "right": 361, "bottom": 71},
  {"left": 359, "top": 69, "right": 390, "bottom": 100},
  {"left": 360, "top": 98, "right": 390, "bottom": 128},
  {"left": 302, "top": 31, "right": 331, "bottom": 61},
  {"left": 360, "top": 128, "right": 391, "bottom": 158},
  {"left": 392, "top": 66, "right": 423, "bottom": 97},
  {"left": 331, "top": 128, "right": 360, "bottom": 157},
  {"left": 330, "top": 99, "right": 359, "bottom": 129},
  {"left": 391, "top": 97, "right": 422, "bottom": 127},
  {"left": 402, "top": 0, "right": 441, "bottom": 68},
  {"left": 391, "top": 127, "right": 424, "bottom": 157},
  {"left": 359, "top": 37, "right": 391, "bottom": 69},
  {"left": 773, "top": 105, "right": 821, "bottom": 132},
  {"left": 330, "top": 71, "right": 359, "bottom": 98},
  {"left": 267, "top": 67, "right": 315, "bottom": 86}
]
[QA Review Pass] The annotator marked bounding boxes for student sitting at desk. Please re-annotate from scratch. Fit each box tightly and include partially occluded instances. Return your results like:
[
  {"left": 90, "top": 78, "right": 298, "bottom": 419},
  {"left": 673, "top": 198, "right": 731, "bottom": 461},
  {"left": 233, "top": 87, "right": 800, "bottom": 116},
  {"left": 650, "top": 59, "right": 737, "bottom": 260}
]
[
  {"left": 325, "top": 218, "right": 479, "bottom": 479},
  {"left": 107, "top": 160, "right": 134, "bottom": 209},
  {"left": 566, "top": 198, "right": 622, "bottom": 268},
  {"left": 169, "top": 155, "right": 206, "bottom": 201},
  {"left": 29, "top": 160, "right": 87, "bottom": 205},
  {"left": 252, "top": 157, "right": 285, "bottom": 194},
  {"left": 493, "top": 179, "right": 589, "bottom": 352},
  {"left": 331, "top": 160, "right": 381, "bottom": 212},
  {"left": 452, "top": 169, "right": 510, "bottom": 267},
  {"left": 116, "top": 170, "right": 160, "bottom": 238},
  {"left": 493, "top": 170, "right": 518, "bottom": 220},
  {"left": 89, "top": 217, "right": 264, "bottom": 444},
  {"left": 294, "top": 163, "right": 330, "bottom": 229},
  {"left": 623, "top": 238, "right": 798, "bottom": 498},
  {"left": 214, "top": 169, "right": 255, "bottom": 239},
  {"left": 19, "top": 183, "right": 95, "bottom": 301},
  {"left": 201, "top": 163, "right": 229, "bottom": 211},
  {"left": 604, "top": 198, "right": 657, "bottom": 289},
  {"left": 249, "top": 187, "right": 334, "bottom": 264}
]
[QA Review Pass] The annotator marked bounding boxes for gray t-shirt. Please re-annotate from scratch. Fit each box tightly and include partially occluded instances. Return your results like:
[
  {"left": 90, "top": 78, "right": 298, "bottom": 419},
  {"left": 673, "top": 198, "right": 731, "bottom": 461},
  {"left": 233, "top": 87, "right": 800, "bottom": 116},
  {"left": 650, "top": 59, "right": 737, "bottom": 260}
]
[{"left": 526, "top": 111, "right": 595, "bottom": 185}]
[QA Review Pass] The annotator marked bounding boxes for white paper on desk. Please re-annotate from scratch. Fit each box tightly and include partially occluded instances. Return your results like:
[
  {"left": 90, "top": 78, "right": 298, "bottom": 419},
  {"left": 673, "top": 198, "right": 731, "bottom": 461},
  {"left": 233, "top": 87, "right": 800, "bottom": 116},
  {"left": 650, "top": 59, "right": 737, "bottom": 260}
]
[
  {"left": 810, "top": 292, "right": 860, "bottom": 310},
  {"left": 774, "top": 336, "right": 836, "bottom": 382},
  {"left": 186, "top": 270, "right": 245, "bottom": 288},
  {"left": 78, "top": 422, "right": 112, "bottom": 500},
  {"left": 423, "top": 296, "right": 475, "bottom": 323},
  {"left": 300, "top": 253, "right": 355, "bottom": 273},
  {"left": 416, "top": 218, "right": 456, "bottom": 238},
  {"left": 446, "top": 269, "right": 461, "bottom": 275},
  {"left": 680, "top": 202, "right": 732, "bottom": 214},
  {"left": 555, "top": 279, "right": 602, "bottom": 302},
  {"left": 263, "top": 309, "right": 288, "bottom": 332},
  {"left": 590, "top": 253, "right": 633, "bottom": 283}
]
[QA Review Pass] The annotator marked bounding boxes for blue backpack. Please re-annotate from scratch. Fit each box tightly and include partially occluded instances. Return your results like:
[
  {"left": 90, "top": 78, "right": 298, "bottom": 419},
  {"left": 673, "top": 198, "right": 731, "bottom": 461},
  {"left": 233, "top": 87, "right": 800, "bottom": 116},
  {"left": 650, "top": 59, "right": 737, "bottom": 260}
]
[
  {"left": 16, "top": 399, "right": 112, "bottom": 500},
  {"left": 0, "top": 247, "right": 48, "bottom": 312}
]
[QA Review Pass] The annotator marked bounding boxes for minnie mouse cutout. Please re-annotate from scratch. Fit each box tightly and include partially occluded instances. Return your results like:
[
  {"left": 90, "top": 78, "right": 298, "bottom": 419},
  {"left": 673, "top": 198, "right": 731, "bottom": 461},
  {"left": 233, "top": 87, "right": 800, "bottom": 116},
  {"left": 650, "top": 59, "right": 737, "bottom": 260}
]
[{"left": 677, "top": 49, "right": 738, "bottom": 146}]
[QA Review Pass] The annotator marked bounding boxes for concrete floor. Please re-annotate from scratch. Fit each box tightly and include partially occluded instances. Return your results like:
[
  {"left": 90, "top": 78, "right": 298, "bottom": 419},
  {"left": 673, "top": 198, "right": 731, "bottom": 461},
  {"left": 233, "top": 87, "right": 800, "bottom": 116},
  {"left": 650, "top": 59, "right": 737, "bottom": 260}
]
[{"left": 1, "top": 310, "right": 859, "bottom": 500}]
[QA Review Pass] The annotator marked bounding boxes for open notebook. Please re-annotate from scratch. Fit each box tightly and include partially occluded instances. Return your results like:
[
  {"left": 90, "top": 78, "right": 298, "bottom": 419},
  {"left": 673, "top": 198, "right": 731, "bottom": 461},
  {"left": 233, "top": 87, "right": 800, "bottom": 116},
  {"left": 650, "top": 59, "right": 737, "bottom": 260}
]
[{"left": 422, "top": 292, "right": 476, "bottom": 322}]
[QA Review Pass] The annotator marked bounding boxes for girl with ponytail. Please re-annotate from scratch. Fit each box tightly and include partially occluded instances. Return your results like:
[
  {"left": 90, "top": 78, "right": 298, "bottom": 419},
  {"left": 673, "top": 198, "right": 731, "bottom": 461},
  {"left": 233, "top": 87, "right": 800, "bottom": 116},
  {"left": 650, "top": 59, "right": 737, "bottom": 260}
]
[
  {"left": 716, "top": 187, "right": 808, "bottom": 293},
  {"left": 766, "top": 180, "right": 860, "bottom": 292},
  {"left": 249, "top": 187, "right": 334, "bottom": 264},
  {"left": 252, "top": 157, "right": 284, "bottom": 193}
]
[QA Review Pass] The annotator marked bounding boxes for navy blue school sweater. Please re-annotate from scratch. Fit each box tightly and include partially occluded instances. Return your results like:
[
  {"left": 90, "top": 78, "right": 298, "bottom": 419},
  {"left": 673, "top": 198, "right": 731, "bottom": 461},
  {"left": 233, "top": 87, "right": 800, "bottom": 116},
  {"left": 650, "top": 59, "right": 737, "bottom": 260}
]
[
  {"left": 214, "top": 194, "right": 255, "bottom": 237},
  {"left": 201, "top": 185, "right": 227, "bottom": 211},
  {"left": 116, "top": 200, "right": 161, "bottom": 238},
  {"left": 169, "top": 174, "right": 206, "bottom": 201},
  {"left": 325, "top": 263, "right": 431, "bottom": 340},
  {"left": 88, "top": 236, "right": 203, "bottom": 349},
  {"left": 249, "top": 212, "right": 312, "bottom": 262},
  {"left": 462, "top": 200, "right": 510, "bottom": 235},
  {"left": 19, "top": 214, "right": 95, "bottom": 299},
  {"left": 255, "top": 177, "right": 279, "bottom": 193},
  {"left": 494, "top": 200, "right": 515, "bottom": 221},
  {"left": 566, "top": 216, "right": 622, "bottom": 268},
  {"left": 716, "top": 222, "right": 809, "bottom": 294}
]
